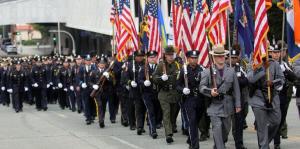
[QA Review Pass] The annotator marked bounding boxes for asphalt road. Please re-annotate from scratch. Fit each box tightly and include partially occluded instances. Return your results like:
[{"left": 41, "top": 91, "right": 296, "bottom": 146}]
[{"left": 0, "top": 99, "right": 299, "bottom": 149}]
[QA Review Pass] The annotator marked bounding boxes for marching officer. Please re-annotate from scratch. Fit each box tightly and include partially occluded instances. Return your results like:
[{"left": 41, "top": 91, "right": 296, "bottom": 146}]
[
  {"left": 124, "top": 51, "right": 146, "bottom": 134},
  {"left": 74, "top": 55, "right": 84, "bottom": 113},
  {"left": 1, "top": 60, "right": 11, "bottom": 107},
  {"left": 176, "top": 50, "right": 204, "bottom": 149},
  {"left": 57, "top": 59, "right": 74, "bottom": 110},
  {"left": 138, "top": 51, "right": 160, "bottom": 139},
  {"left": 200, "top": 45, "right": 241, "bottom": 149},
  {"left": 120, "top": 59, "right": 130, "bottom": 127},
  {"left": 79, "top": 55, "right": 95, "bottom": 125},
  {"left": 229, "top": 46, "right": 248, "bottom": 149},
  {"left": 31, "top": 57, "right": 48, "bottom": 111},
  {"left": 91, "top": 56, "right": 113, "bottom": 128},
  {"left": 7, "top": 60, "right": 28, "bottom": 112},
  {"left": 247, "top": 44, "right": 284, "bottom": 149},
  {"left": 269, "top": 41, "right": 296, "bottom": 149},
  {"left": 153, "top": 46, "right": 181, "bottom": 144}
]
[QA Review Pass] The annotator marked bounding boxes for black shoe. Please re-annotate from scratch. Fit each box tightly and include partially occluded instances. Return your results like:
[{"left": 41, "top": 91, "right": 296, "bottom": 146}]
[
  {"left": 173, "top": 128, "right": 178, "bottom": 133},
  {"left": 15, "top": 110, "right": 19, "bottom": 113},
  {"left": 182, "top": 129, "right": 189, "bottom": 136},
  {"left": 130, "top": 126, "right": 136, "bottom": 130},
  {"left": 43, "top": 107, "right": 48, "bottom": 111},
  {"left": 243, "top": 123, "right": 248, "bottom": 129},
  {"left": 77, "top": 110, "right": 82, "bottom": 114},
  {"left": 137, "top": 128, "right": 143, "bottom": 135},
  {"left": 111, "top": 120, "right": 116, "bottom": 124},
  {"left": 122, "top": 121, "right": 129, "bottom": 127},
  {"left": 186, "top": 138, "right": 191, "bottom": 145},
  {"left": 86, "top": 120, "right": 92, "bottom": 125},
  {"left": 99, "top": 122, "right": 105, "bottom": 128},
  {"left": 282, "top": 135, "right": 288, "bottom": 139},
  {"left": 156, "top": 123, "right": 162, "bottom": 129},
  {"left": 199, "top": 135, "right": 208, "bottom": 142},
  {"left": 37, "top": 108, "right": 42, "bottom": 111},
  {"left": 166, "top": 135, "right": 174, "bottom": 144},
  {"left": 274, "top": 144, "right": 281, "bottom": 149},
  {"left": 152, "top": 132, "right": 158, "bottom": 139},
  {"left": 142, "top": 128, "right": 146, "bottom": 133}
]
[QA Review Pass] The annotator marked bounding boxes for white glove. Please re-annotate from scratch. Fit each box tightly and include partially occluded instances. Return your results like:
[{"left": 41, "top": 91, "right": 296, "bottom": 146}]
[
  {"left": 63, "top": 88, "right": 68, "bottom": 92},
  {"left": 46, "top": 84, "right": 50, "bottom": 88},
  {"left": 93, "top": 84, "right": 99, "bottom": 90},
  {"left": 144, "top": 80, "right": 151, "bottom": 87},
  {"left": 33, "top": 83, "right": 38, "bottom": 87},
  {"left": 24, "top": 87, "right": 28, "bottom": 92},
  {"left": 52, "top": 87, "right": 56, "bottom": 90},
  {"left": 81, "top": 83, "right": 87, "bottom": 89},
  {"left": 161, "top": 74, "right": 168, "bottom": 81},
  {"left": 1, "top": 87, "right": 5, "bottom": 91},
  {"left": 70, "top": 86, "right": 74, "bottom": 91},
  {"left": 103, "top": 72, "right": 110, "bottom": 79},
  {"left": 280, "top": 64, "right": 286, "bottom": 72},
  {"left": 183, "top": 88, "right": 190, "bottom": 95},
  {"left": 131, "top": 81, "right": 137, "bottom": 88},
  {"left": 58, "top": 83, "right": 63, "bottom": 88},
  {"left": 49, "top": 82, "right": 53, "bottom": 85},
  {"left": 7, "top": 89, "right": 13, "bottom": 93},
  {"left": 236, "top": 72, "right": 241, "bottom": 77},
  {"left": 125, "top": 85, "right": 130, "bottom": 90}
]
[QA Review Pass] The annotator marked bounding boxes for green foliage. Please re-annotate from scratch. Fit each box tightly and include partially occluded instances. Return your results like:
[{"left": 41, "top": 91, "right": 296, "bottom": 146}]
[
  {"left": 22, "top": 40, "right": 38, "bottom": 46},
  {"left": 30, "top": 23, "right": 50, "bottom": 38}
]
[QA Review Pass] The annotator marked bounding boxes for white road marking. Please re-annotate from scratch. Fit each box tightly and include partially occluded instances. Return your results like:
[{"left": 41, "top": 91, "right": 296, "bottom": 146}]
[
  {"left": 50, "top": 111, "right": 67, "bottom": 118},
  {"left": 109, "top": 136, "right": 143, "bottom": 149}
]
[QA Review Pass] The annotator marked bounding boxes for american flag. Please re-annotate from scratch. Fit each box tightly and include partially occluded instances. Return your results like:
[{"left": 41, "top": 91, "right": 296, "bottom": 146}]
[
  {"left": 192, "top": 0, "right": 210, "bottom": 67},
  {"left": 146, "top": 0, "right": 162, "bottom": 56},
  {"left": 117, "top": 0, "right": 138, "bottom": 61},
  {"left": 172, "top": 0, "right": 183, "bottom": 49},
  {"left": 208, "top": 0, "right": 231, "bottom": 46},
  {"left": 110, "top": 0, "right": 117, "bottom": 24},
  {"left": 253, "top": 0, "right": 269, "bottom": 69},
  {"left": 181, "top": 0, "right": 194, "bottom": 52}
]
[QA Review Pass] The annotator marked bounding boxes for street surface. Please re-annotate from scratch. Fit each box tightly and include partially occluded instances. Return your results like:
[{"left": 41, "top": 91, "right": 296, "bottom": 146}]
[{"left": 0, "top": 99, "right": 299, "bottom": 149}]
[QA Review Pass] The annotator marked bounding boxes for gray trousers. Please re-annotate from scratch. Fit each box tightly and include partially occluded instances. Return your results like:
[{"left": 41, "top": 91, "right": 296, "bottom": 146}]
[
  {"left": 210, "top": 116, "right": 232, "bottom": 149},
  {"left": 252, "top": 107, "right": 281, "bottom": 149}
]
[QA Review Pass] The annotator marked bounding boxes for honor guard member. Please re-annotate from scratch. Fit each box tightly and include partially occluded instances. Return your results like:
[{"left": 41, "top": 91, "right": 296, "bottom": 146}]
[
  {"left": 120, "top": 59, "right": 130, "bottom": 127},
  {"left": 44, "top": 57, "right": 53, "bottom": 104},
  {"left": 79, "top": 55, "right": 95, "bottom": 125},
  {"left": 176, "top": 50, "right": 204, "bottom": 149},
  {"left": 91, "top": 56, "right": 113, "bottom": 128},
  {"left": 1, "top": 60, "right": 11, "bottom": 106},
  {"left": 23, "top": 58, "right": 34, "bottom": 105},
  {"left": 112, "top": 55, "right": 126, "bottom": 125},
  {"left": 153, "top": 46, "right": 181, "bottom": 144},
  {"left": 0, "top": 60, "right": 8, "bottom": 106},
  {"left": 31, "top": 57, "right": 48, "bottom": 111},
  {"left": 7, "top": 60, "right": 28, "bottom": 112},
  {"left": 247, "top": 44, "right": 284, "bottom": 149},
  {"left": 51, "top": 57, "right": 62, "bottom": 104},
  {"left": 293, "top": 58, "right": 300, "bottom": 119},
  {"left": 74, "top": 55, "right": 84, "bottom": 113},
  {"left": 229, "top": 46, "right": 248, "bottom": 149},
  {"left": 270, "top": 41, "right": 296, "bottom": 149},
  {"left": 57, "top": 58, "right": 74, "bottom": 110},
  {"left": 200, "top": 45, "right": 241, "bottom": 149},
  {"left": 138, "top": 51, "right": 160, "bottom": 139},
  {"left": 124, "top": 51, "right": 146, "bottom": 135}
]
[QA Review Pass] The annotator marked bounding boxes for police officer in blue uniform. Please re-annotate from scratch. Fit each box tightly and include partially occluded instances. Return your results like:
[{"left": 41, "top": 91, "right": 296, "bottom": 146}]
[
  {"left": 31, "top": 57, "right": 48, "bottom": 111},
  {"left": 79, "top": 55, "right": 95, "bottom": 125},
  {"left": 138, "top": 51, "right": 159, "bottom": 139},
  {"left": 8, "top": 60, "right": 28, "bottom": 112},
  {"left": 176, "top": 50, "right": 204, "bottom": 149}
]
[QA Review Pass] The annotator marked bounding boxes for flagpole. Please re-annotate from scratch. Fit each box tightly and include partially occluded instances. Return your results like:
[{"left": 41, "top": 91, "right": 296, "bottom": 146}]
[
  {"left": 280, "top": 8, "right": 286, "bottom": 63},
  {"left": 227, "top": 11, "right": 232, "bottom": 67}
]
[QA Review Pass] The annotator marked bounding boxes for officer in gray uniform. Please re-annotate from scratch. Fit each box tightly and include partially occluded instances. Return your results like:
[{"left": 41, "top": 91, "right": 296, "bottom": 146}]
[
  {"left": 200, "top": 45, "right": 241, "bottom": 149},
  {"left": 293, "top": 59, "right": 300, "bottom": 119},
  {"left": 247, "top": 46, "right": 284, "bottom": 149}
]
